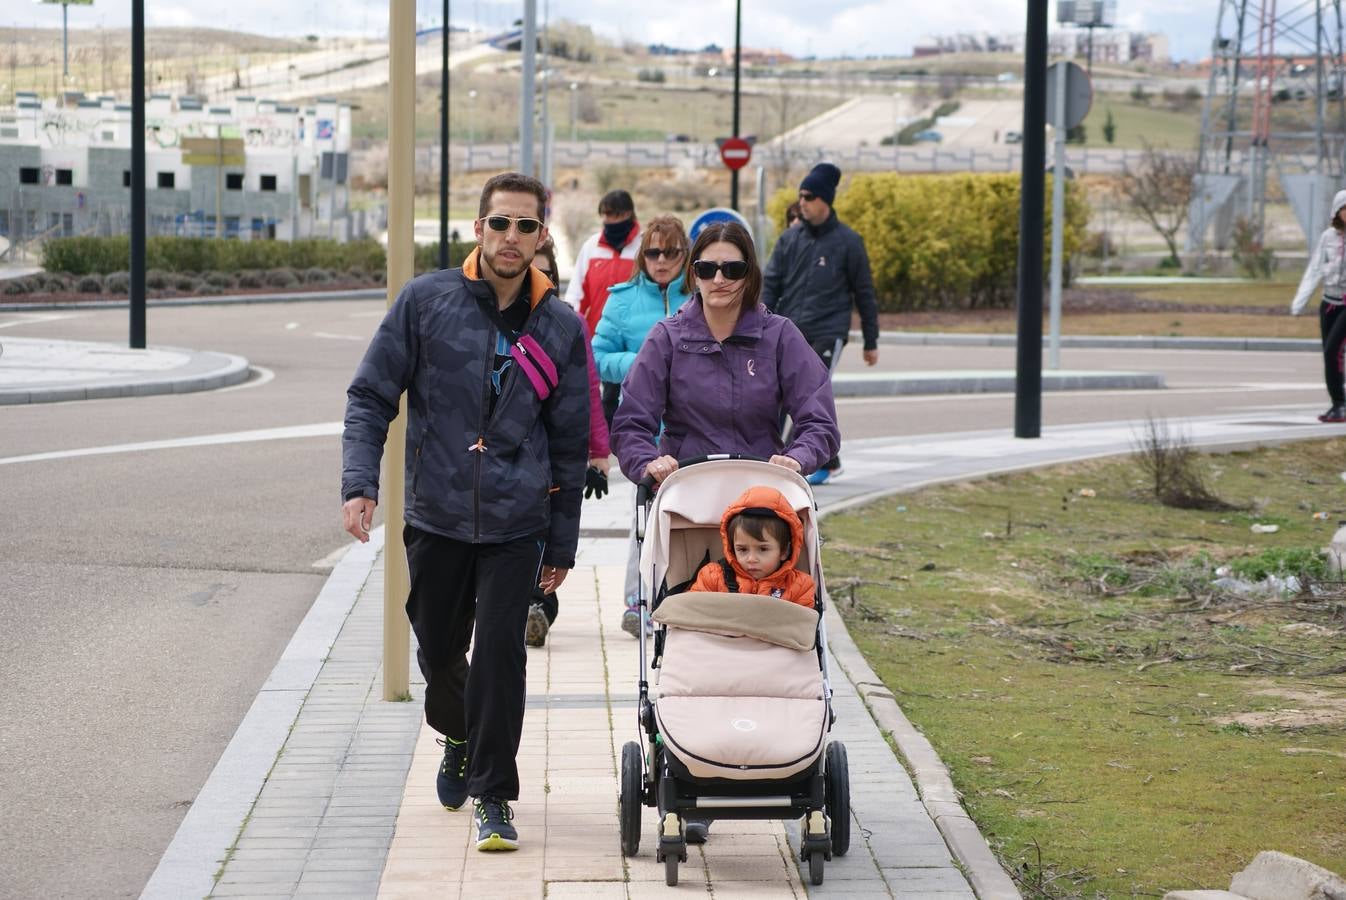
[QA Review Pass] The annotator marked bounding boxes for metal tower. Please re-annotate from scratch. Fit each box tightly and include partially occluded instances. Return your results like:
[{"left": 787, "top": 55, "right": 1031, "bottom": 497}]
[{"left": 1188, "top": 0, "right": 1346, "bottom": 258}]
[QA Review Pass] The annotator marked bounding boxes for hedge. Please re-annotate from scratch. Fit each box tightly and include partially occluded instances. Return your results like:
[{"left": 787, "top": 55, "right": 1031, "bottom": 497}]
[
  {"left": 768, "top": 172, "right": 1089, "bottom": 311},
  {"left": 41, "top": 236, "right": 475, "bottom": 277}
]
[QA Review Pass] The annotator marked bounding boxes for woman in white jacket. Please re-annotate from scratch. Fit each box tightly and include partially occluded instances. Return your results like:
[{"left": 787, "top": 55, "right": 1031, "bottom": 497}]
[{"left": 1291, "top": 188, "right": 1346, "bottom": 422}]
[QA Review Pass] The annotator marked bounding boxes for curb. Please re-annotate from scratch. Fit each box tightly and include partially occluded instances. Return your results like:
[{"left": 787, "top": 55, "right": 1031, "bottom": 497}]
[
  {"left": 833, "top": 369, "right": 1163, "bottom": 397},
  {"left": 0, "top": 288, "right": 384, "bottom": 313},
  {"left": 864, "top": 330, "right": 1320, "bottom": 353},
  {"left": 138, "top": 528, "right": 384, "bottom": 900},
  {"left": 0, "top": 345, "right": 252, "bottom": 405}
]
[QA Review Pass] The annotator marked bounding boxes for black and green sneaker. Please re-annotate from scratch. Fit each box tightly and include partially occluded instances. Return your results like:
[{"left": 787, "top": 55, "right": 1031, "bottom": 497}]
[
  {"left": 473, "top": 797, "right": 519, "bottom": 851},
  {"left": 436, "top": 737, "right": 468, "bottom": 810}
]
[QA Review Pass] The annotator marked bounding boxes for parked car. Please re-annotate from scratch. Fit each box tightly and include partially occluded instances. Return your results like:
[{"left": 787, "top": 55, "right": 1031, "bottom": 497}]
[
  {"left": 1003, "top": 130, "right": 1023, "bottom": 144},
  {"left": 913, "top": 129, "right": 942, "bottom": 143}
]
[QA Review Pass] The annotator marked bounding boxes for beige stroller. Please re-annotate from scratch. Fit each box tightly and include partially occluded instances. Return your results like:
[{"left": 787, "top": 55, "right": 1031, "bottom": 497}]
[{"left": 617, "top": 456, "right": 850, "bottom": 886}]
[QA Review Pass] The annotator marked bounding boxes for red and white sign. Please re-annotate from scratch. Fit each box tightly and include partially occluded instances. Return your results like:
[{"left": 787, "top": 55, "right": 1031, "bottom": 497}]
[{"left": 719, "top": 136, "right": 752, "bottom": 171}]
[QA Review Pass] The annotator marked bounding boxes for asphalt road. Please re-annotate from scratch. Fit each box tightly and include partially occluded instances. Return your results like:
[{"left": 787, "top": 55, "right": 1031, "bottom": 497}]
[{"left": 0, "top": 299, "right": 1330, "bottom": 898}]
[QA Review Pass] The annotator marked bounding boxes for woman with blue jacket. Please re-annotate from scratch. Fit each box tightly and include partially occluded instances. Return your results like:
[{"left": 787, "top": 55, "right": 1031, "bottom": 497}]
[
  {"left": 592, "top": 214, "right": 692, "bottom": 400},
  {"left": 592, "top": 214, "right": 691, "bottom": 636}
]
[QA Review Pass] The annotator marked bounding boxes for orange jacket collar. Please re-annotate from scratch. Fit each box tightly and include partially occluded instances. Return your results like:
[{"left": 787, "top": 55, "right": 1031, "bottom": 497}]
[{"left": 462, "top": 246, "right": 553, "bottom": 309}]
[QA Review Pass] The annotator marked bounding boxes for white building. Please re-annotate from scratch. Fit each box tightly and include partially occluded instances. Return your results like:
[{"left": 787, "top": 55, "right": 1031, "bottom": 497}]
[{"left": 0, "top": 90, "right": 358, "bottom": 245}]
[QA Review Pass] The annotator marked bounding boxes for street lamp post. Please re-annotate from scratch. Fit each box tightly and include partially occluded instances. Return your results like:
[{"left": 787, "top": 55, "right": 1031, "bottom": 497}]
[
  {"left": 568, "top": 81, "right": 577, "bottom": 143},
  {"left": 468, "top": 89, "right": 477, "bottom": 164},
  {"left": 439, "top": 0, "right": 450, "bottom": 270}
]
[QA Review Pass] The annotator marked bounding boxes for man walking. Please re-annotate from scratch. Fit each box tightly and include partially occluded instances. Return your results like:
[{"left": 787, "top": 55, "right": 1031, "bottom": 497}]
[
  {"left": 762, "top": 162, "right": 880, "bottom": 484},
  {"left": 566, "top": 189, "right": 641, "bottom": 340},
  {"left": 341, "top": 172, "right": 589, "bottom": 852}
]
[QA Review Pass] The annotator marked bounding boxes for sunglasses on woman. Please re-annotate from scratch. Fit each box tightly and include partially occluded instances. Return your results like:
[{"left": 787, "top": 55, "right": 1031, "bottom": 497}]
[
  {"left": 691, "top": 259, "right": 749, "bottom": 281},
  {"left": 479, "top": 215, "right": 544, "bottom": 235},
  {"left": 643, "top": 247, "right": 685, "bottom": 261}
]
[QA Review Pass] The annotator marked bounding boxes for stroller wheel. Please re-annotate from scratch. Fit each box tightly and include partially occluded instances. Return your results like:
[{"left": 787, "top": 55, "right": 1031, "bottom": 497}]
[
  {"left": 808, "top": 849, "right": 825, "bottom": 885},
  {"left": 619, "top": 742, "right": 642, "bottom": 857},
  {"left": 825, "top": 741, "right": 851, "bottom": 857},
  {"left": 665, "top": 852, "right": 679, "bottom": 886}
]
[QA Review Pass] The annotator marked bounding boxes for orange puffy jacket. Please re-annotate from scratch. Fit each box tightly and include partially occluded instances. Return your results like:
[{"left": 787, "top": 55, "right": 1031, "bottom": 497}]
[{"left": 689, "top": 485, "right": 817, "bottom": 607}]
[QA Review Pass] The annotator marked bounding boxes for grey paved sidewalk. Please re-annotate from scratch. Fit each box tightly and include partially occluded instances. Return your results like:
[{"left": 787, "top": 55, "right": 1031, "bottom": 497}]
[
  {"left": 141, "top": 408, "right": 1346, "bottom": 900},
  {"left": 0, "top": 335, "right": 250, "bottom": 404}
]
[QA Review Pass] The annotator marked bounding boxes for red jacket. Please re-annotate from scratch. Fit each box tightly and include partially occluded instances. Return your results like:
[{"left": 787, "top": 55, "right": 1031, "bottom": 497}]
[
  {"left": 690, "top": 485, "right": 817, "bottom": 607},
  {"left": 565, "top": 223, "right": 640, "bottom": 337}
]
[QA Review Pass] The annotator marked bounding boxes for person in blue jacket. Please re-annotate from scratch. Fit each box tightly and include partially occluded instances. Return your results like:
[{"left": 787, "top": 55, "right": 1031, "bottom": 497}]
[{"left": 591, "top": 213, "right": 691, "bottom": 636}]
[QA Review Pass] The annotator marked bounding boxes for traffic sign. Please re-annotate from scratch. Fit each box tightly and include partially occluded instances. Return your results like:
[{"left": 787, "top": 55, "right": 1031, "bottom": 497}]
[
  {"left": 1045, "top": 61, "right": 1092, "bottom": 130},
  {"left": 718, "top": 136, "right": 752, "bottom": 171},
  {"left": 689, "top": 207, "right": 752, "bottom": 241}
]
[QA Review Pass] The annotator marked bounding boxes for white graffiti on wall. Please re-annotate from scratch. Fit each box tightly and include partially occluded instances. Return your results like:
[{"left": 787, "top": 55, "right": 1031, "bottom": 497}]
[{"left": 36, "top": 109, "right": 304, "bottom": 150}]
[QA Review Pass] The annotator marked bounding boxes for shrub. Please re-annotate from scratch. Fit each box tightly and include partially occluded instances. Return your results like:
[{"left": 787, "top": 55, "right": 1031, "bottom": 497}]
[
  {"left": 832, "top": 172, "right": 1089, "bottom": 311},
  {"left": 303, "top": 266, "right": 331, "bottom": 284},
  {"left": 174, "top": 275, "right": 199, "bottom": 292},
  {"left": 204, "top": 271, "right": 236, "bottom": 288},
  {"left": 266, "top": 268, "right": 298, "bottom": 288},
  {"left": 39, "top": 236, "right": 390, "bottom": 275},
  {"left": 105, "top": 271, "right": 130, "bottom": 293},
  {"left": 237, "top": 270, "right": 264, "bottom": 289},
  {"left": 146, "top": 269, "right": 170, "bottom": 289},
  {"left": 1081, "top": 230, "right": 1117, "bottom": 258},
  {"left": 42, "top": 273, "right": 73, "bottom": 292},
  {"left": 1231, "top": 216, "right": 1277, "bottom": 279},
  {"left": 195, "top": 283, "right": 224, "bottom": 295},
  {"left": 77, "top": 275, "right": 104, "bottom": 293},
  {"left": 2, "top": 279, "right": 30, "bottom": 295}
]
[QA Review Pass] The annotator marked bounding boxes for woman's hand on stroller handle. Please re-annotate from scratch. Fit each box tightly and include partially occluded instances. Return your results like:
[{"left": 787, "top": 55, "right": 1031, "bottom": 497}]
[
  {"left": 769, "top": 454, "right": 801, "bottom": 472},
  {"left": 644, "top": 455, "right": 680, "bottom": 484}
]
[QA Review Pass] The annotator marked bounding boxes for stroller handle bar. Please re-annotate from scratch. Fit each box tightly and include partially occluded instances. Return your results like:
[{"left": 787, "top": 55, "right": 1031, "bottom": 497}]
[{"left": 634, "top": 453, "right": 770, "bottom": 509}]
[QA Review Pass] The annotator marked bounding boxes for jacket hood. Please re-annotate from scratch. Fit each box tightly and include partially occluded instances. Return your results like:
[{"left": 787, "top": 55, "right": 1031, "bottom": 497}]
[
  {"left": 462, "top": 246, "right": 553, "bottom": 309},
  {"left": 718, "top": 485, "right": 806, "bottom": 580},
  {"left": 1333, "top": 190, "right": 1346, "bottom": 222}
]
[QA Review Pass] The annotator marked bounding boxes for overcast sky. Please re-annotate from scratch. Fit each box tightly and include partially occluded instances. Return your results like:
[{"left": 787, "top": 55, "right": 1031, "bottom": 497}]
[{"left": 23, "top": 1, "right": 1220, "bottom": 62}]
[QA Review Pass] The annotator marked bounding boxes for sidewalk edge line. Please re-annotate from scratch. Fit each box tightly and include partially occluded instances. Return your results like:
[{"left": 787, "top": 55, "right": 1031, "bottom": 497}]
[{"left": 138, "top": 529, "right": 384, "bottom": 900}]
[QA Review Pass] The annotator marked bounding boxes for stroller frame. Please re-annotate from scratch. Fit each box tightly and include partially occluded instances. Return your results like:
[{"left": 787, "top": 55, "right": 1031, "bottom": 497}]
[{"left": 617, "top": 455, "right": 851, "bottom": 887}]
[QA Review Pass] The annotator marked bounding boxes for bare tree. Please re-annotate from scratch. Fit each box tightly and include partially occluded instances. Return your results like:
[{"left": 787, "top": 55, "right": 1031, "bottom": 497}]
[{"left": 1118, "top": 141, "right": 1197, "bottom": 267}]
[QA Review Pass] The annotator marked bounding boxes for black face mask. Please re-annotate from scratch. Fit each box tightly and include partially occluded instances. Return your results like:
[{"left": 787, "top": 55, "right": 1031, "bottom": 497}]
[{"left": 602, "top": 218, "right": 636, "bottom": 248}]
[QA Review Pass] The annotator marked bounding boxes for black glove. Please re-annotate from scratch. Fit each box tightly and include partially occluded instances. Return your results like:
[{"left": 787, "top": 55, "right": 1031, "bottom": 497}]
[{"left": 584, "top": 466, "right": 609, "bottom": 500}]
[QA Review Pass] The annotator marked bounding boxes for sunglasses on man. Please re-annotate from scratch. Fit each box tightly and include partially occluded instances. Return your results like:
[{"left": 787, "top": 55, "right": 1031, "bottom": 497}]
[
  {"left": 691, "top": 259, "right": 749, "bottom": 281},
  {"left": 479, "top": 215, "right": 544, "bottom": 235},
  {"left": 642, "top": 247, "right": 685, "bottom": 261},
  {"left": 798, "top": 191, "right": 817, "bottom": 202}
]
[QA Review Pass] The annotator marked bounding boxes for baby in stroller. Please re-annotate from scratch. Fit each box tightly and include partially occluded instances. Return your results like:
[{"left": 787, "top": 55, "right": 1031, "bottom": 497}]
[
  {"left": 690, "top": 485, "right": 818, "bottom": 608},
  {"left": 619, "top": 457, "right": 849, "bottom": 887}
]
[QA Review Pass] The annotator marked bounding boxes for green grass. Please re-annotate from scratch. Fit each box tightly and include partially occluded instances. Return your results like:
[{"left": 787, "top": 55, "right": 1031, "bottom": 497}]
[
  {"left": 1078, "top": 98, "right": 1201, "bottom": 150},
  {"left": 825, "top": 439, "right": 1346, "bottom": 897}
]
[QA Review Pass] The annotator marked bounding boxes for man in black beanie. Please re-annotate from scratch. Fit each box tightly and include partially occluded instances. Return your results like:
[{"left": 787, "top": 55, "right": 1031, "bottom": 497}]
[{"left": 762, "top": 162, "right": 880, "bottom": 485}]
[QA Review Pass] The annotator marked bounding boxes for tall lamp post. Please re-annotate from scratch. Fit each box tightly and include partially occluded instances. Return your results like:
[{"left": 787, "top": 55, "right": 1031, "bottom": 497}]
[
  {"left": 1014, "top": 0, "right": 1049, "bottom": 439},
  {"left": 40, "top": 0, "right": 93, "bottom": 83},
  {"left": 130, "top": 0, "right": 145, "bottom": 349},
  {"left": 568, "top": 82, "right": 577, "bottom": 142},
  {"left": 439, "top": 0, "right": 450, "bottom": 270},
  {"left": 730, "top": 0, "right": 742, "bottom": 210}
]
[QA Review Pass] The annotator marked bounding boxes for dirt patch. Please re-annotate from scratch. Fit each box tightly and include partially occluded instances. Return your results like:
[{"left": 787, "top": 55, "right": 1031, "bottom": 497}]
[{"left": 1214, "top": 686, "right": 1346, "bottom": 730}]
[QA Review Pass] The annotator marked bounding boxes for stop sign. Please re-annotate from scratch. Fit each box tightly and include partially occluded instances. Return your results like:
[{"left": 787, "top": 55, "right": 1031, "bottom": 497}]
[{"left": 719, "top": 136, "right": 752, "bottom": 171}]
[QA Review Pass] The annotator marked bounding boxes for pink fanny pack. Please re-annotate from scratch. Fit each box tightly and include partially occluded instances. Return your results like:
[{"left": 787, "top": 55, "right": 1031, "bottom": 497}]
[{"left": 510, "top": 333, "right": 559, "bottom": 401}]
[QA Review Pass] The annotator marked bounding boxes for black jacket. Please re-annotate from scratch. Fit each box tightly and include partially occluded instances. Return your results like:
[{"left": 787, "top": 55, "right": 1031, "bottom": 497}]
[
  {"left": 342, "top": 251, "right": 590, "bottom": 568},
  {"left": 761, "top": 211, "right": 880, "bottom": 350}
]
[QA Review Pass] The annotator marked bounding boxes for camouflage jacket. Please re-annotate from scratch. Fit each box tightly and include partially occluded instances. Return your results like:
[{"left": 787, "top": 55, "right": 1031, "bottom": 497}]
[{"left": 342, "top": 250, "right": 590, "bottom": 568}]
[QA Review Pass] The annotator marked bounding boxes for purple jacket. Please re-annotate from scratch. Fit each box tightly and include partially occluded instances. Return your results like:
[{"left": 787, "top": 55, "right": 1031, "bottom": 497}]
[{"left": 611, "top": 295, "right": 840, "bottom": 480}]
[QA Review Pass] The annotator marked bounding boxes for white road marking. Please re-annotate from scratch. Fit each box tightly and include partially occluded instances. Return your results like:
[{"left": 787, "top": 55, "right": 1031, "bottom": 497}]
[
  {"left": 0, "top": 312, "right": 86, "bottom": 330},
  {"left": 311, "top": 543, "right": 352, "bottom": 570},
  {"left": 214, "top": 365, "right": 276, "bottom": 393},
  {"left": 834, "top": 383, "right": 1325, "bottom": 406},
  {"left": 0, "top": 421, "right": 341, "bottom": 467},
  {"left": 313, "top": 331, "right": 367, "bottom": 341},
  {"left": 285, "top": 322, "right": 299, "bottom": 330}
]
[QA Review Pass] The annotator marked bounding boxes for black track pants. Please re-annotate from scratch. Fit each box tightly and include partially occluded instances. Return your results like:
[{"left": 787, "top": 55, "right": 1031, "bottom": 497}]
[
  {"left": 809, "top": 337, "right": 846, "bottom": 471},
  {"left": 1320, "top": 300, "right": 1346, "bottom": 407},
  {"left": 403, "top": 524, "right": 544, "bottom": 800}
]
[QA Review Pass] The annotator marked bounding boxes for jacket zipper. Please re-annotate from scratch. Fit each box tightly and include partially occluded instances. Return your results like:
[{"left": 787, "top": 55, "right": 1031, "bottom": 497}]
[{"left": 469, "top": 323, "right": 496, "bottom": 542}]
